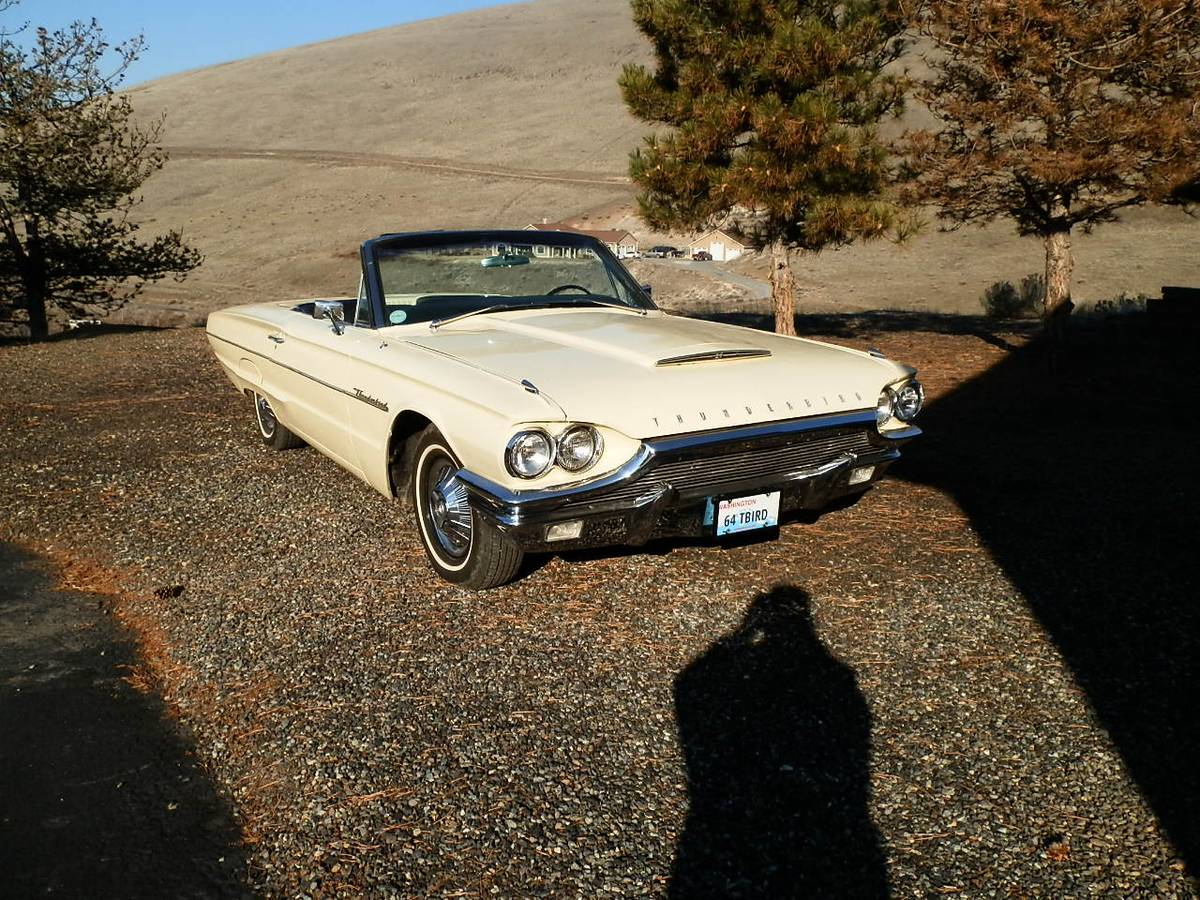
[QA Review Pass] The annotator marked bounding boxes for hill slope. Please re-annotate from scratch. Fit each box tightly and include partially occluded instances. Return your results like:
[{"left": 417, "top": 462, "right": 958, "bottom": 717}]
[
  {"left": 126, "top": 0, "right": 647, "bottom": 315},
  {"left": 125, "top": 0, "right": 1200, "bottom": 321}
]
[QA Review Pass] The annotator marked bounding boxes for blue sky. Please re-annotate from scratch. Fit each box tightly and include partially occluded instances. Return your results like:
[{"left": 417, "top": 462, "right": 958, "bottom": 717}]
[{"left": 5, "top": 1, "right": 514, "bottom": 86}]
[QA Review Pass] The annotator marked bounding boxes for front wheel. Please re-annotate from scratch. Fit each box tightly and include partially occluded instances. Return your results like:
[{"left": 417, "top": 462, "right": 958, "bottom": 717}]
[{"left": 411, "top": 427, "right": 523, "bottom": 589}]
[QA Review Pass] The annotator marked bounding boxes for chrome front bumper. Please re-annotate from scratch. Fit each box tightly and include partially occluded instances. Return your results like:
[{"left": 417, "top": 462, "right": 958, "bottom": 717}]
[{"left": 455, "top": 411, "right": 920, "bottom": 552}]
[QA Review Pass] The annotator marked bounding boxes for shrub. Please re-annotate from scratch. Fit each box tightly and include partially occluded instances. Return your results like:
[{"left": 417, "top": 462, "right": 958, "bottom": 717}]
[
  {"left": 1090, "top": 292, "right": 1148, "bottom": 315},
  {"left": 982, "top": 273, "right": 1044, "bottom": 318}
]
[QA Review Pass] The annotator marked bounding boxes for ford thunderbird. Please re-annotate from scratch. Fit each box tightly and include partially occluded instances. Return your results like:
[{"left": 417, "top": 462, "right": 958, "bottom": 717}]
[{"left": 206, "top": 230, "right": 922, "bottom": 588}]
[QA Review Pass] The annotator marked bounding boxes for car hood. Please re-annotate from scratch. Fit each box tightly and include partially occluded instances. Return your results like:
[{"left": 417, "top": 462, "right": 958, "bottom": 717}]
[{"left": 403, "top": 309, "right": 904, "bottom": 438}]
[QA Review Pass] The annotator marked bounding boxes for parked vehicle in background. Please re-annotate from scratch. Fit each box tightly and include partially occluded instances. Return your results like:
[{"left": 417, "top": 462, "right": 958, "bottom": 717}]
[
  {"left": 646, "top": 245, "right": 680, "bottom": 258},
  {"left": 206, "top": 229, "right": 923, "bottom": 589},
  {"left": 692, "top": 250, "right": 713, "bottom": 261}
]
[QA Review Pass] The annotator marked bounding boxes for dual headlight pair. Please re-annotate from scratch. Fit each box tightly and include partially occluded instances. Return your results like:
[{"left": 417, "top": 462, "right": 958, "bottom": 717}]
[
  {"left": 505, "top": 425, "right": 604, "bottom": 479},
  {"left": 876, "top": 379, "right": 924, "bottom": 428},
  {"left": 507, "top": 384, "right": 920, "bottom": 479}
]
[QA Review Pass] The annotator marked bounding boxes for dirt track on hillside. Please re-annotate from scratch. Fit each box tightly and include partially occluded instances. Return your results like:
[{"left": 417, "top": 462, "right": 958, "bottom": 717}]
[{"left": 165, "top": 146, "right": 631, "bottom": 188}]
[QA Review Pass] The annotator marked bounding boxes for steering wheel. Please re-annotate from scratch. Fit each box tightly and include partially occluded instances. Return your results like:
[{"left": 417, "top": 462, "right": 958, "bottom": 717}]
[{"left": 547, "top": 284, "right": 592, "bottom": 295}]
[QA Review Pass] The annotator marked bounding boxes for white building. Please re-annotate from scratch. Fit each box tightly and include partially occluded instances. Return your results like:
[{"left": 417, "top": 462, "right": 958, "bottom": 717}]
[{"left": 687, "top": 228, "right": 749, "bottom": 262}]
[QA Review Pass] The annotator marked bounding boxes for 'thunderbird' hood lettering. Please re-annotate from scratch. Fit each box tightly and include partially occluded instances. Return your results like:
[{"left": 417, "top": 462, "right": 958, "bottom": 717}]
[{"left": 404, "top": 309, "right": 902, "bottom": 437}]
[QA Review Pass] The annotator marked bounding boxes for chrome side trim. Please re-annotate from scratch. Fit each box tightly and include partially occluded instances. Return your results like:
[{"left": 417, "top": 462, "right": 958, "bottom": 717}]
[{"left": 208, "top": 332, "right": 384, "bottom": 410}]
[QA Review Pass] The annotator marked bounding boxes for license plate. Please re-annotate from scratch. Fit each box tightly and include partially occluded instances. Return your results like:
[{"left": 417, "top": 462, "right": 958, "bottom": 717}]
[{"left": 715, "top": 491, "right": 781, "bottom": 537}]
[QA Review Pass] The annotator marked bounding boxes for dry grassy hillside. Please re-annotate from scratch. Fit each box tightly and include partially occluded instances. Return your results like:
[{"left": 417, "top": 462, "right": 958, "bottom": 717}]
[
  {"left": 123, "top": 0, "right": 1200, "bottom": 323},
  {"left": 125, "top": 0, "right": 647, "bottom": 318}
]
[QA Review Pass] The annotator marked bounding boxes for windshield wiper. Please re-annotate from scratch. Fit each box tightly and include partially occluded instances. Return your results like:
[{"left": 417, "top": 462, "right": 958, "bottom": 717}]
[
  {"left": 429, "top": 297, "right": 647, "bottom": 330},
  {"left": 428, "top": 303, "right": 519, "bottom": 331},
  {"left": 559, "top": 296, "right": 648, "bottom": 315}
]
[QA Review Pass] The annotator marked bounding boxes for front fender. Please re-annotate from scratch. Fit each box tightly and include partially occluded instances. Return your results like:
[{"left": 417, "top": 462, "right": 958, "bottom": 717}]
[{"left": 343, "top": 335, "right": 565, "bottom": 497}]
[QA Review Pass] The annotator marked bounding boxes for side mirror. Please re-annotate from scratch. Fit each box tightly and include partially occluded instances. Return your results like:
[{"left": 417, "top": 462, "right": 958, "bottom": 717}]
[
  {"left": 313, "top": 300, "right": 345, "bottom": 335},
  {"left": 640, "top": 283, "right": 653, "bottom": 298}
]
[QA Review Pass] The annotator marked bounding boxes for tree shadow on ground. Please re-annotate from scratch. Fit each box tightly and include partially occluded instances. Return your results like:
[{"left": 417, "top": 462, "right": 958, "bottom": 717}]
[
  {"left": 897, "top": 314, "right": 1199, "bottom": 878},
  {"left": 0, "top": 323, "right": 170, "bottom": 347},
  {"left": 0, "top": 542, "right": 248, "bottom": 899},
  {"left": 687, "top": 308, "right": 1037, "bottom": 349},
  {"left": 670, "top": 585, "right": 888, "bottom": 898}
]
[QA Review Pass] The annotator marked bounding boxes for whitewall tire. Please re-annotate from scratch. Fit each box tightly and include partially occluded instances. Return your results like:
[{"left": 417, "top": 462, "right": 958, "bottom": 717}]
[{"left": 411, "top": 426, "right": 523, "bottom": 589}]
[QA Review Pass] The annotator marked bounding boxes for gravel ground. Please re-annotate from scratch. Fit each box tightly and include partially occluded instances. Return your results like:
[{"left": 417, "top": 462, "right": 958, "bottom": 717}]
[{"left": 0, "top": 318, "right": 1195, "bottom": 897}]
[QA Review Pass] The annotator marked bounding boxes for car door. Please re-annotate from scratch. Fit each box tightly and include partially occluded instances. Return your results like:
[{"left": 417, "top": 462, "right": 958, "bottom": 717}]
[
  {"left": 339, "top": 326, "right": 400, "bottom": 487},
  {"left": 271, "top": 307, "right": 362, "bottom": 476}
]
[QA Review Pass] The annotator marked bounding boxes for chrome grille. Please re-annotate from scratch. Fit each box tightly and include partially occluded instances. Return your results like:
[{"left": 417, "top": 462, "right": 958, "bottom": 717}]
[{"left": 570, "top": 428, "right": 876, "bottom": 507}]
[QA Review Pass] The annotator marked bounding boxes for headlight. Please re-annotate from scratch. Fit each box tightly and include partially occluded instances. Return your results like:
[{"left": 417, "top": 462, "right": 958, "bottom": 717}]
[
  {"left": 876, "top": 389, "right": 894, "bottom": 428},
  {"left": 893, "top": 380, "right": 924, "bottom": 422},
  {"left": 505, "top": 430, "right": 554, "bottom": 478},
  {"left": 557, "top": 425, "right": 603, "bottom": 473}
]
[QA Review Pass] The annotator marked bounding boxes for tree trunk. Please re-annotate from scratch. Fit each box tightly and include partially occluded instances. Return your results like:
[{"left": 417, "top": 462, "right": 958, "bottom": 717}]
[
  {"left": 1043, "top": 228, "right": 1074, "bottom": 322},
  {"left": 1042, "top": 227, "right": 1075, "bottom": 372},
  {"left": 18, "top": 211, "right": 51, "bottom": 342},
  {"left": 770, "top": 240, "right": 797, "bottom": 336},
  {"left": 20, "top": 246, "right": 50, "bottom": 342},
  {"left": 24, "top": 278, "right": 49, "bottom": 342}
]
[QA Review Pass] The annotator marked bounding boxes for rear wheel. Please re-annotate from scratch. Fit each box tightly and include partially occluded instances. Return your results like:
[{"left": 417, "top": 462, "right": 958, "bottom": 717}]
[
  {"left": 411, "top": 426, "right": 523, "bottom": 589},
  {"left": 253, "top": 392, "right": 304, "bottom": 450}
]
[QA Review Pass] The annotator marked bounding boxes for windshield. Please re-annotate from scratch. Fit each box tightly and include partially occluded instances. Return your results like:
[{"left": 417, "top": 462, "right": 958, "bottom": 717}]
[{"left": 371, "top": 234, "right": 654, "bottom": 326}]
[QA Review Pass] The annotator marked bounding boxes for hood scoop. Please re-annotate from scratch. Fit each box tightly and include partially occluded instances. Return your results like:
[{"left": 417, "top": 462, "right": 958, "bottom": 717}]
[{"left": 656, "top": 348, "right": 772, "bottom": 367}]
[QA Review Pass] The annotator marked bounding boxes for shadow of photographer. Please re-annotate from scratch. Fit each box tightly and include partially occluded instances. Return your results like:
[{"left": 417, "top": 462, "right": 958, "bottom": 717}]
[{"left": 670, "top": 585, "right": 888, "bottom": 898}]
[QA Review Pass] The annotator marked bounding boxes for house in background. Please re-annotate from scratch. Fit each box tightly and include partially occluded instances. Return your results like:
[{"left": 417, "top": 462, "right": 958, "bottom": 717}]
[
  {"left": 525, "top": 222, "right": 641, "bottom": 259},
  {"left": 687, "top": 228, "right": 748, "bottom": 262}
]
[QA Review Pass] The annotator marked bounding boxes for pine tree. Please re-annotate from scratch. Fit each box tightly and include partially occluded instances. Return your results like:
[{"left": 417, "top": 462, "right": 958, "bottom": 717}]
[
  {"left": 1, "top": 15, "right": 200, "bottom": 340},
  {"left": 620, "top": 0, "right": 909, "bottom": 335},
  {"left": 903, "top": 1, "right": 1200, "bottom": 324}
]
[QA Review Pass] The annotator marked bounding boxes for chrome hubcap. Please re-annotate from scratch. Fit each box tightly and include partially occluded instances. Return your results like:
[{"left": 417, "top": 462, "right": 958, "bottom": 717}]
[
  {"left": 256, "top": 395, "right": 276, "bottom": 436},
  {"left": 426, "top": 459, "right": 471, "bottom": 558}
]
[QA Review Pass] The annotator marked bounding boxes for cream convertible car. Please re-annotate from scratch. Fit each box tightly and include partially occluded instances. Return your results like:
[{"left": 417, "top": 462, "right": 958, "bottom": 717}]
[{"left": 207, "top": 230, "right": 922, "bottom": 588}]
